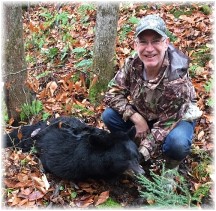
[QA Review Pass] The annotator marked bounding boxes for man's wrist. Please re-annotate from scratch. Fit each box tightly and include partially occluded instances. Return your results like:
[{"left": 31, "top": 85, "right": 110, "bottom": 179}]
[
  {"left": 122, "top": 105, "right": 136, "bottom": 121},
  {"left": 129, "top": 112, "right": 140, "bottom": 123}
]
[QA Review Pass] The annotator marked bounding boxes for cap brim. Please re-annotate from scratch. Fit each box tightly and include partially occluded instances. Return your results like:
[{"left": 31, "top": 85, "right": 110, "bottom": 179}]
[{"left": 136, "top": 27, "right": 167, "bottom": 38}]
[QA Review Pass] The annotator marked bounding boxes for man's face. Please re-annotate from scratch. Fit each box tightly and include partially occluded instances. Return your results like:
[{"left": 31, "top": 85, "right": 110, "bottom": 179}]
[{"left": 134, "top": 30, "right": 169, "bottom": 71}]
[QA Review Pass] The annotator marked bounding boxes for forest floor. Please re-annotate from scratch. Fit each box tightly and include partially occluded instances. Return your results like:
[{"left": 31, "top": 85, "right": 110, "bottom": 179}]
[{"left": 2, "top": 2, "right": 214, "bottom": 209}]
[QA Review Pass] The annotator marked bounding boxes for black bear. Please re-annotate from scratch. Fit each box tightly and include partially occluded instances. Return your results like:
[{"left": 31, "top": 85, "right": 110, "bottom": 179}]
[{"left": 4, "top": 116, "right": 144, "bottom": 180}]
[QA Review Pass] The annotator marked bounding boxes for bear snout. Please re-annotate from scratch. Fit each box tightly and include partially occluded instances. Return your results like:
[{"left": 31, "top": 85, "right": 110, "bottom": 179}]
[{"left": 127, "top": 160, "right": 145, "bottom": 175}]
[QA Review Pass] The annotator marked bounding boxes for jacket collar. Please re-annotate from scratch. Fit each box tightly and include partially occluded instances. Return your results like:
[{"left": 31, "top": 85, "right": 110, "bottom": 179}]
[{"left": 166, "top": 44, "right": 190, "bottom": 81}]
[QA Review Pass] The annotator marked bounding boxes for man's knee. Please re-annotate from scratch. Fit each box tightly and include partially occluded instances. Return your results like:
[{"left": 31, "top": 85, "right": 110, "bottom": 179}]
[
  {"left": 162, "top": 133, "right": 192, "bottom": 161},
  {"left": 162, "top": 121, "right": 195, "bottom": 160},
  {"left": 101, "top": 108, "right": 116, "bottom": 125},
  {"left": 101, "top": 108, "right": 134, "bottom": 132}
]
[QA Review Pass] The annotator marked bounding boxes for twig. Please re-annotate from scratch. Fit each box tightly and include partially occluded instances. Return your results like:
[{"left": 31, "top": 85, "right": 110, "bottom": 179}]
[
  {"left": 46, "top": 181, "right": 63, "bottom": 209},
  {"left": 2, "top": 64, "right": 64, "bottom": 78}
]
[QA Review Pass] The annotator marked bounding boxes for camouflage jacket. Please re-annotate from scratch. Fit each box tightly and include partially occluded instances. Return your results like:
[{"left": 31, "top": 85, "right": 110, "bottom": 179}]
[{"left": 104, "top": 44, "right": 196, "bottom": 157}]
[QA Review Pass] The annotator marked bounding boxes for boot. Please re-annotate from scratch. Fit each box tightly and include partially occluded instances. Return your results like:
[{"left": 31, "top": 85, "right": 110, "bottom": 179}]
[
  {"left": 162, "top": 158, "right": 182, "bottom": 191},
  {"left": 165, "top": 159, "right": 181, "bottom": 169}
]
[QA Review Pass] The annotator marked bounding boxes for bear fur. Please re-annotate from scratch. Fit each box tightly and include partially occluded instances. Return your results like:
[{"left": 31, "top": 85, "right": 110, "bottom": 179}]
[{"left": 4, "top": 116, "right": 144, "bottom": 180}]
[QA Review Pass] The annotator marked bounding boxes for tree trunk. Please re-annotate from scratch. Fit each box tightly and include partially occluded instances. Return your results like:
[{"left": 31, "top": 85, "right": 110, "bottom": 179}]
[
  {"left": 89, "top": 2, "right": 119, "bottom": 104},
  {"left": 3, "top": 2, "right": 32, "bottom": 123}
]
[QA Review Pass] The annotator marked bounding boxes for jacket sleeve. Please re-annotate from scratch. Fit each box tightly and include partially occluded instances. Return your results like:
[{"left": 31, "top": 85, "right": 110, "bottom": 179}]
[{"left": 104, "top": 57, "right": 137, "bottom": 121}]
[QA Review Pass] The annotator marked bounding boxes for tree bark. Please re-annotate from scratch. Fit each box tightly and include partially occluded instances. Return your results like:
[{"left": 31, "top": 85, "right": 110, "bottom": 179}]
[
  {"left": 3, "top": 2, "right": 32, "bottom": 122},
  {"left": 89, "top": 2, "right": 119, "bottom": 104}
]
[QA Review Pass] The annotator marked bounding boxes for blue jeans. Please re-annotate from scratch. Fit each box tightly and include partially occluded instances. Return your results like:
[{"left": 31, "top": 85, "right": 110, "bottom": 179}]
[{"left": 102, "top": 108, "right": 196, "bottom": 161}]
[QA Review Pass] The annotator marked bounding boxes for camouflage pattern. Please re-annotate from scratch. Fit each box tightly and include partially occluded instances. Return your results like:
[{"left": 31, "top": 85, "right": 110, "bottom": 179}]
[
  {"left": 104, "top": 44, "right": 196, "bottom": 159},
  {"left": 135, "top": 14, "right": 168, "bottom": 38}
]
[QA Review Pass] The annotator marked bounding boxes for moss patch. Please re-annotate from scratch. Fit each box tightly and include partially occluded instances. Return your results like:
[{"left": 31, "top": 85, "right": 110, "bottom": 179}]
[{"left": 97, "top": 198, "right": 122, "bottom": 208}]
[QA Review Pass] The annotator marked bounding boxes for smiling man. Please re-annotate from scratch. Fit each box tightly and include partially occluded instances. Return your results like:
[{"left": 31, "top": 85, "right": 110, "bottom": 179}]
[{"left": 102, "top": 14, "right": 202, "bottom": 186}]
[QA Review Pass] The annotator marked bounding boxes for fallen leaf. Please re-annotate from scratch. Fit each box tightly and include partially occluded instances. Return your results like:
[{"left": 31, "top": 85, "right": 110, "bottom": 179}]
[
  {"left": 4, "top": 179, "right": 17, "bottom": 188},
  {"left": 31, "top": 176, "right": 45, "bottom": 187},
  {"left": 89, "top": 75, "right": 98, "bottom": 90},
  {"left": 11, "top": 195, "right": 21, "bottom": 206},
  {"left": 147, "top": 198, "right": 155, "bottom": 205},
  {"left": 94, "top": 191, "right": 109, "bottom": 206},
  {"left": 20, "top": 187, "right": 32, "bottom": 196},
  {"left": 28, "top": 190, "right": 45, "bottom": 201},
  {"left": 17, "top": 127, "right": 23, "bottom": 140},
  {"left": 197, "top": 130, "right": 205, "bottom": 140},
  {"left": 8, "top": 118, "right": 15, "bottom": 126},
  {"left": 46, "top": 81, "right": 58, "bottom": 97},
  {"left": 36, "top": 185, "right": 47, "bottom": 194},
  {"left": 18, "top": 198, "right": 29, "bottom": 206},
  {"left": 14, "top": 180, "right": 33, "bottom": 188},
  {"left": 75, "top": 195, "right": 94, "bottom": 208},
  {"left": 42, "top": 174, "right": 50, "bottom": 190},
  {"left": 17, "top": 173, "right": 29, "bottom": 183},
  {"left": 193, "top": 182, "right": 201, "bottom": 191}
]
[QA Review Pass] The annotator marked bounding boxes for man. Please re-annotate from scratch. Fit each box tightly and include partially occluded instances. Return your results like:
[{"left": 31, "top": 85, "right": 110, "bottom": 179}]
[{"left": 102, "top": 14, "right": 202, "bottom": 170}]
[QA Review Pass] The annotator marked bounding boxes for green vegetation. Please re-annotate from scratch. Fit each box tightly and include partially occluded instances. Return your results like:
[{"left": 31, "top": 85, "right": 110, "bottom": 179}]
[
  {"left": 77, "top": 3, "right": 95, "bottom": 14},
  {"left": 70, "top": 191, "right": 77, "bottom": 199},
  {"left": 24, "top": 7, "right": 84, "bottom": 66},
  {"left": 97, "top": 198, "right": 122, "bottom": 208},
  {"left": 192, "top": 44, "right": 212, "bottom": 67},
  {"left": 20, "top": 99, "right": 43, "bottom": 121},
  {"left": 20, "top": 99, "right": 50, "bottom": 121},
  {"left": 166, "top": 30, "right": 177, "bottom": 43},
  {"left": 25, "top": 54, "right": 36, "bottom": 63},
  {"left": 204, "top": 78, "right": 214, "bottom": 107},
  {"left": 191, "top": 147, "right": 213, "bottom": 180},
  {"left": 59, "top": 186, "right": 64, "bottom": 191},
  {"left": 77, "top": 3, "right": 95, "bottom": 24},
  {"left": 128, "top": 16, "right": 139, "bottom": 24},
  {"left": 30, "top": 146, "right": 38, "bottom": 154},
  {"left": 25, "top": 33, "right": 46, "bottom": 51},
  {"left": 169, "top": 4, "right": 196, "bottom": 18},
  {"left": 168, "top": 4, "right": 212, "bottom": 18},
  {"left": 200, "top": 5, "right": 212, "bottom": 15},
  {"left": 72, "top": 47, "right": 87, "bottom": 58},
  {"left": 206, "top": 98, "right": 214, "bottom": 108},
  {"left": 171, "top": 8, "right": 193, "bottom": 18},
  {"left": 136, "top": 166, "right": 209, "bottom": 208},
  {"left": 204, "top": 78, "right": 213, "bottom": 93},
  {"left": 74, "top": 59, "right": 93, "bottom": 72},
  {"left": 193, "top": 183, "right": 211, "bottom": 203},
  {"left": 118, "top": 16, "right": 139, "bottom": 43},
  {"left": 189, "top": 64, "right": 201, "bottom": 78},
  {"left": 5, "top": 188, "right": 15, "bottom": 196},
  {"left": 137, "top": 168, "right": 191, "bottom": 208},
  {"left": 119, "top": 24, "right": 133, "bottom": 42},
  {"left": 36, "top": 71, "right": 52, "bottom": 80},
  {"left": 71, "top": 104, "right": 94, "bottom": 116},
  {"left": 20, "top": 158, "right": 28, "bottom": 166},
  {"left": 42, "top": 47, "right": 59, "bottom": 60}
]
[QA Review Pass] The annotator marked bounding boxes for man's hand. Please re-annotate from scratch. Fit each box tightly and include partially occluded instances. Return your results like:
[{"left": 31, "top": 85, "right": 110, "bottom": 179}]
[{"left": 129, "top": 112, "right": 150, "bottom": 139}]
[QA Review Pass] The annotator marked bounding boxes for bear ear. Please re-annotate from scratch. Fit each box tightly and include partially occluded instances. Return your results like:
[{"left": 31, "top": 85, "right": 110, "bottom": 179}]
[{"left": 127, "top": 126, "right": 136, "bottom": 140}]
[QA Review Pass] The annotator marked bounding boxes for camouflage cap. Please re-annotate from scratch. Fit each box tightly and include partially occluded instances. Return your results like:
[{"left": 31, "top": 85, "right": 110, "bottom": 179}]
[{"left": 135, "top": 14, "right": 168, "bottom": 38}]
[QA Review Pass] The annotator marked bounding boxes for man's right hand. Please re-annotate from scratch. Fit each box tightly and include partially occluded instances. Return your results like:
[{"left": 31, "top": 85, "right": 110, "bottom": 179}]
[{"left": 129, "top": 112, "right": 150, "bottom": 139}]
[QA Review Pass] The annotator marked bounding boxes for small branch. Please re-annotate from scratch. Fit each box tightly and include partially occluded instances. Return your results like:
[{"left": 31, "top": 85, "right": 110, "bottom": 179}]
[
  {"left": 46, "top": 181, "right": 63, "bottom": 209},
  {"left": 2, "top": 64, "right": 64, "bottom": 78}
]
